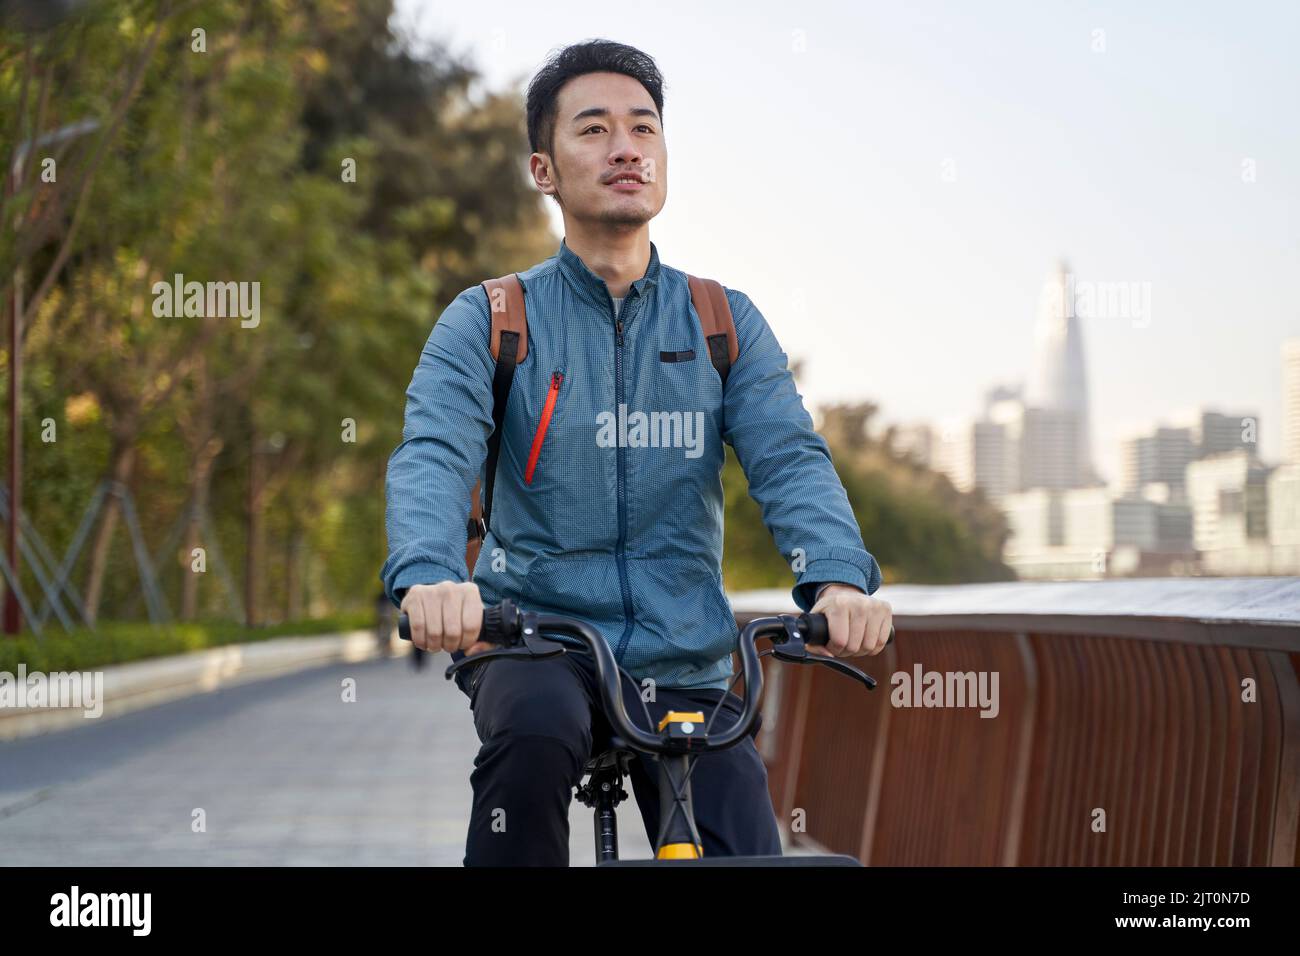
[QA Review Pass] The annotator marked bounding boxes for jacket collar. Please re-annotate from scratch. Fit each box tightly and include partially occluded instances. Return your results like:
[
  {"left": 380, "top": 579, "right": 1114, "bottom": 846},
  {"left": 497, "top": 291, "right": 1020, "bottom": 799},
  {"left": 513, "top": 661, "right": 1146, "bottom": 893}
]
[{"left": 557, "top": 236, "right": 661, "bottom": 311}]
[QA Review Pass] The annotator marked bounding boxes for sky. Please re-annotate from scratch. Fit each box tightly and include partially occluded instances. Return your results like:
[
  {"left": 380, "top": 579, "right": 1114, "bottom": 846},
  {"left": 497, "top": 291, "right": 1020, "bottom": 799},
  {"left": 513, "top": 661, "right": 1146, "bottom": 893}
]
[{"left": 394, "top": 0, "right": 1300, "bottom": 484}]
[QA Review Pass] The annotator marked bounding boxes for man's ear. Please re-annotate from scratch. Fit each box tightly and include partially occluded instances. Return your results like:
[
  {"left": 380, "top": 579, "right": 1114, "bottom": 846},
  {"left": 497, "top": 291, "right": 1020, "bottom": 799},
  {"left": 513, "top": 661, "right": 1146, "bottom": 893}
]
[{"left": 531, "top": 152, "right": 556, "bottom": 196}]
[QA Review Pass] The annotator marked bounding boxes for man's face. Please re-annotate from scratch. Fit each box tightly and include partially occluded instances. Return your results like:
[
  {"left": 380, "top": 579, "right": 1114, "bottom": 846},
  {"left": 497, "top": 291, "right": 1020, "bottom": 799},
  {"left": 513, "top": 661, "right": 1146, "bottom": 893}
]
[{"left": 533, "top": 71, "right": 667, "bottom": 228}]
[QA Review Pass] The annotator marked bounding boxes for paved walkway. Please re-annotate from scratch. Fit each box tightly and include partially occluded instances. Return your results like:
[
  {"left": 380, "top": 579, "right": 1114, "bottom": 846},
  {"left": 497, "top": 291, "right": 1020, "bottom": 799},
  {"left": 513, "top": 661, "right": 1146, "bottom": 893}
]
[{"left": 0, "top": 652, "right": 655, "bottom": 865}]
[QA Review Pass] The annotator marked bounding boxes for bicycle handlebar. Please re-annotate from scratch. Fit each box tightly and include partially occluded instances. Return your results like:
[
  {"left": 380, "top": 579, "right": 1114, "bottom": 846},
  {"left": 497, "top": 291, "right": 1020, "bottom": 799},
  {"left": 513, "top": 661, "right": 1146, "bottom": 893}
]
[
  {"left": 396, "top": 604, "right": 894, "bottom": 651},
  {"left": 396, "top": 602, "right": 893, "bottom": 757}
]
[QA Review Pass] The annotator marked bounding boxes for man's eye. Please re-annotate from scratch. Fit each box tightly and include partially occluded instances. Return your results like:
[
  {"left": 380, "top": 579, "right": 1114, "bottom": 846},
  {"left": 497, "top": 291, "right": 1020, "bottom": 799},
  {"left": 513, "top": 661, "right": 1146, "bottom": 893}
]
[{"left": 582, "top": 125, "right": 654, "bottom": 135}]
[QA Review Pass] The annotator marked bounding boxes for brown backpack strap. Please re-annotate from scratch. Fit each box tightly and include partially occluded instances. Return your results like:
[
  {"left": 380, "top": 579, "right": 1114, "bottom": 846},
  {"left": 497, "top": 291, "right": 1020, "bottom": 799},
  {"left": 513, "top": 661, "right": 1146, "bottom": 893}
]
[
  {"left": 466, "top": 274, "right": 527, "bottom": 576},
  {"left": 483, "top": 274, "right": 528, "bottom": 363},
  {"left": 687, "top": 275, "right": 738, "bottom": 385}
]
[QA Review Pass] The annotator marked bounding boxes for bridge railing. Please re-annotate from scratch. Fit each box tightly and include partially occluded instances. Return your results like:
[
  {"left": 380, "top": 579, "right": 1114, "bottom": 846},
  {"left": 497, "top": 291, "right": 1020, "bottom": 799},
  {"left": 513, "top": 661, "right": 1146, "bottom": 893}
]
[{"left": 731, "top": 578, "right": 1300, "bottom": 866}]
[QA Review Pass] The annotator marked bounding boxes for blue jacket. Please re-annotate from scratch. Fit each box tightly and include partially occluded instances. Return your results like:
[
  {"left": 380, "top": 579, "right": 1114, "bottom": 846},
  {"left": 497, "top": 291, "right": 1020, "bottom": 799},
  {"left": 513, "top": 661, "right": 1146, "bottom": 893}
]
[{"left": 381, "top": 238, "right": 882, "bottom": 691}]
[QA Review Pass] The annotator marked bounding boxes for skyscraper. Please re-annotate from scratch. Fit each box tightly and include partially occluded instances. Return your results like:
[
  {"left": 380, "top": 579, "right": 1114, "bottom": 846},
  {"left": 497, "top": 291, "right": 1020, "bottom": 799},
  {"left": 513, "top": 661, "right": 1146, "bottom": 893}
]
[
  {"left": 1023, "top": 260, "right": 1096, "bottom": 486},
  {"left": 1196, "top": 410, "right": 1260, "bottom": 459},
  {"left": 1120, "top": 426, "right": 1197, "bottom": 494},
  {"left": 1185, "top": 450, "right": 1271, "bottom": 554},
  {"left": 1284, "top": 339, "right": 1300, "bottom": 465}
]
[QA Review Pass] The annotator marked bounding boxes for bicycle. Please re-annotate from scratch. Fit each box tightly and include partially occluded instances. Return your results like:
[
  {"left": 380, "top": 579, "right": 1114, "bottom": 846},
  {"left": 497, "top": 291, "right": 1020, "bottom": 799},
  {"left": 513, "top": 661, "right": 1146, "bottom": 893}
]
[{"left": 398, "top": 599, "right": 893, "bottom": 866}]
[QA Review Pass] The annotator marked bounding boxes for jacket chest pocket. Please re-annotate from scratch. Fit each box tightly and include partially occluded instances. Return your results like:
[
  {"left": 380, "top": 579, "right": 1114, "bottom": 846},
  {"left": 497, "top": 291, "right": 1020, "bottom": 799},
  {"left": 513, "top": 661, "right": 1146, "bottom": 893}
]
[
  {"left": 523, "top": 369, "right": 565, "bottom": 484},
  {"left": 653, "top": 341, "right": 723, "bottom": 418}
]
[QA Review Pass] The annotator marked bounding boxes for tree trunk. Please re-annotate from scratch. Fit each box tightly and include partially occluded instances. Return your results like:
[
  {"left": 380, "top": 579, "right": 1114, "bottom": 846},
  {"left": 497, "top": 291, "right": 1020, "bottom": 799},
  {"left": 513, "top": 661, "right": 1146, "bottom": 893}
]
[
  {"left": 284, "top": 522, "right": 305, "bottom": 622},
  {"left": 245, "top": 432, "right": 264, "bottom": 628},
  {"left": 181, "top": 438, "right": 220, "bottom": 620},
  {"left": 83, "top": 442, "right": 136, "bottom": 626}
]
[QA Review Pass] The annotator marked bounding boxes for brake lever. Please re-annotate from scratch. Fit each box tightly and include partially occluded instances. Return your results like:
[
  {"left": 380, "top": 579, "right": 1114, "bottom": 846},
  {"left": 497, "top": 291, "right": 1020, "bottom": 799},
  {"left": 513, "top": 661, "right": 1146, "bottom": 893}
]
[
  {"left": 770, "top": 614, "right": 879, "bottom": 690},
  {"left": 443, "top": 613, "right": 568, "bottom": 681}
]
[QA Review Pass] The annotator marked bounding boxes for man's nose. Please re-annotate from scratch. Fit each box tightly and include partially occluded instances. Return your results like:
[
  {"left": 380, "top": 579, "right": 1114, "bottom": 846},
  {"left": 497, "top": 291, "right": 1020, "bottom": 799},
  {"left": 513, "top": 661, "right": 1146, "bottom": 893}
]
[{"left": 609, "top": 133, "right": 643, "bottom": 165}]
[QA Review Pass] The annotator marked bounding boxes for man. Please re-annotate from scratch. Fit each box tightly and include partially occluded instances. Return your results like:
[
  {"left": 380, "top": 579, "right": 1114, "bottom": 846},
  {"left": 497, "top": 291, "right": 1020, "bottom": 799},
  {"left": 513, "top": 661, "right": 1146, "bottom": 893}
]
[{"left": 381, "top": 39, "right": 891, "bottom": 866}]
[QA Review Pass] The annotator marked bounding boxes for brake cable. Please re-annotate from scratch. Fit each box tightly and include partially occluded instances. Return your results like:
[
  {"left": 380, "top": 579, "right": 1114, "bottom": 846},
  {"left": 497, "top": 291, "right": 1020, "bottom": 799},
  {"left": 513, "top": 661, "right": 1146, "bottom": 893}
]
[{"left": 659, "top": 647, "right": 776, "bottom": 827}]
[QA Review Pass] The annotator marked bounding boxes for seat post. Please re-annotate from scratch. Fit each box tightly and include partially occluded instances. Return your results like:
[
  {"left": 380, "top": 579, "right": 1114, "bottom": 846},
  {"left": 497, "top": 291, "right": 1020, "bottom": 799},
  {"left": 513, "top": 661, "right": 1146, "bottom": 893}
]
[
  {"left": 592, "top": 778, "right": 620, "bottom": 863},
  {"left": 575, "top": 750, "right": 631, "bottom": 863}
]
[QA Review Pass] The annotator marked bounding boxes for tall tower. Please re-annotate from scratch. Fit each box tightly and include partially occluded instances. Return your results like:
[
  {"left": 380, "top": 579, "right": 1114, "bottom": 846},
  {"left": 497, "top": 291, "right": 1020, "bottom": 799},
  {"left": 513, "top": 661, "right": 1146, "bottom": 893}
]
[
  {"left": 1023, "top": 259, "right": 1096, "bottom": 485},
  {"left": 1285, "top": 338, "right": 1300, "bottom": 465}
]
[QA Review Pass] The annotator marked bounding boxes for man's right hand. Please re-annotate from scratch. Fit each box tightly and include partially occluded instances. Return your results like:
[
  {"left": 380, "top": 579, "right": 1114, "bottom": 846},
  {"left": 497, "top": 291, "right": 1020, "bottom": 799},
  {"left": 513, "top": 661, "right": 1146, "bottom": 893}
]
[{"left": 400, "top": 581, "right": 493, "bottom": 657}]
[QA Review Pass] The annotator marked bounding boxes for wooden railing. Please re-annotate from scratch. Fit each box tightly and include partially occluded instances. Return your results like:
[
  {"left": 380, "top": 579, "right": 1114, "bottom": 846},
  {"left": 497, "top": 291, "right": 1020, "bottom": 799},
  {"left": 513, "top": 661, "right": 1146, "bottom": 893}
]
[{"left": 733, "top": 578, "right": 1300, "bottom": 866}]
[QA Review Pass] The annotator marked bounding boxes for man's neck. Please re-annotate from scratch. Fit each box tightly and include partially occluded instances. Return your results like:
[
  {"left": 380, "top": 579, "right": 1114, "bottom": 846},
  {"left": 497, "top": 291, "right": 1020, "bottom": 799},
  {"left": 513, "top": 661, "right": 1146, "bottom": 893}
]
[{"left": 561, "top": 224, "right": 651, "bottom": 300}]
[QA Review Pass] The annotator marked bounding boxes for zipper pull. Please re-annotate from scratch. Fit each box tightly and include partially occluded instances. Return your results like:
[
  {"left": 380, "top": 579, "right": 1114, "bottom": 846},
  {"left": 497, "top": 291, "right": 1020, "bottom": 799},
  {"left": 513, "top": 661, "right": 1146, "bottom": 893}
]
[
  {"left": 616, "top": 319, "right": 624, "bottom": 346},
  {"left": 551, "top": 371, "right": 563, "bottom": 389}
]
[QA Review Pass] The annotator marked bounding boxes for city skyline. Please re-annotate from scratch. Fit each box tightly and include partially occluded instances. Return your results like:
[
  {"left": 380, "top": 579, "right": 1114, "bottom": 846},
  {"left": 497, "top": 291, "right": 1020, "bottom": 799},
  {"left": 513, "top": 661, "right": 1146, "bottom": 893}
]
[
  {"left": 921, "top": 329, "right": 1300, "bottom": 579},
  {"left": 916, "top": 265, "right": 1295, "bottom": 501}
]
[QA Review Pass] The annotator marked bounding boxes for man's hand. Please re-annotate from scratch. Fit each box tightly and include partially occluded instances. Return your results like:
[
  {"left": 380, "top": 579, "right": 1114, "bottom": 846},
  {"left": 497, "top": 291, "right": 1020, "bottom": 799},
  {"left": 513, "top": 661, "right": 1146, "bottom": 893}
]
[
  {"left": 807, "top": 584, "right": 892, "bottom": 658},
  {"left": 400, "top": 581, "right": 493, "bottom": 657}
]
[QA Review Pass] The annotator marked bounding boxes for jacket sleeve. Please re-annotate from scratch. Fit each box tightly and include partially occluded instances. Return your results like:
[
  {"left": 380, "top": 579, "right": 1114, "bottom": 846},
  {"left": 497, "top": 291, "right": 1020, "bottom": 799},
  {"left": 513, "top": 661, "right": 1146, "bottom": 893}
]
[
  {"left": 379, "top": 286, "right": 495, "bottom": 607},
  {"left": 720, "top": 287, "right": 883, "bottom": 611}
]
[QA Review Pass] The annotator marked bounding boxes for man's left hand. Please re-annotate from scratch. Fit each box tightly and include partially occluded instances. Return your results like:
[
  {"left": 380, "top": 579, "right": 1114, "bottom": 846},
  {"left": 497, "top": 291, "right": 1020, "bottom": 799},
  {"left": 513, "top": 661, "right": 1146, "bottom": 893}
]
[{"left": 807, "top": 584, "right": 892, "bottom": 658}]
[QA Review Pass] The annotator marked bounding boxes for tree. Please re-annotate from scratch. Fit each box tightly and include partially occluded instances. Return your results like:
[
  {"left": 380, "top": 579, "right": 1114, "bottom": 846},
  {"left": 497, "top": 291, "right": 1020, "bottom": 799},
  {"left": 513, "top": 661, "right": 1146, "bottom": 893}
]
[{"left": 722, "top": 400, "right": 1013, "bottom": 591}]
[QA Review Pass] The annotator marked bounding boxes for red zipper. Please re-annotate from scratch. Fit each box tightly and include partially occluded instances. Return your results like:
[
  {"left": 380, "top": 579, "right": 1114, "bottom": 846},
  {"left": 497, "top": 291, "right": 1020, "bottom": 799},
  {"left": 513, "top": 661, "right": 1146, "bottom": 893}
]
[{"left": 524, "top": 372, "right": 563, "bottom": 484}]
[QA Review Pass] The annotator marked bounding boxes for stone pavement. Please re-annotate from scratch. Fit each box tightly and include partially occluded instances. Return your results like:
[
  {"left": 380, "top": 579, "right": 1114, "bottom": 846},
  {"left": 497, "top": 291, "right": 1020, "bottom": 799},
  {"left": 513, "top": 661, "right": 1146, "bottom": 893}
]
[{"left": 0, "top": 652, "right": 656, "bottom": 866}]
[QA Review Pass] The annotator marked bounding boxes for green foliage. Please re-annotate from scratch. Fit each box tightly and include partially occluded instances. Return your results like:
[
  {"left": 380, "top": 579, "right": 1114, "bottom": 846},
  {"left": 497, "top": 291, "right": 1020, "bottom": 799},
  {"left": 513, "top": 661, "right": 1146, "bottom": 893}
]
[
  {"left": 722, "top": 403, "right": 1014, "bottom": 593},
  {"left": 1, "top": 0, "right": 555, "bottom": 630},
  {"left": 0, "top": 611, "right": 373, "bottom": 675}
]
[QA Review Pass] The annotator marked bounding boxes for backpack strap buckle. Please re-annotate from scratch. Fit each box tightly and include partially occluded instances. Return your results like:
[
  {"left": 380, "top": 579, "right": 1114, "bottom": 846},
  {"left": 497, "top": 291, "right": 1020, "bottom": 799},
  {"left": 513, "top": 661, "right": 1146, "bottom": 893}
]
[{"left": 687, "top": 275, "right": 738, "bottom": 386}]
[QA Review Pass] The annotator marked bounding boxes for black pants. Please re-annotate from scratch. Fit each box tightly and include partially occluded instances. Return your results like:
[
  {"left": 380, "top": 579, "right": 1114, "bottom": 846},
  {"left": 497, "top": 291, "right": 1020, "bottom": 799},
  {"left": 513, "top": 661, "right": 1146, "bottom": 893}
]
[{"left": 453, "top": 645, "right": 783, "bottom": 866}]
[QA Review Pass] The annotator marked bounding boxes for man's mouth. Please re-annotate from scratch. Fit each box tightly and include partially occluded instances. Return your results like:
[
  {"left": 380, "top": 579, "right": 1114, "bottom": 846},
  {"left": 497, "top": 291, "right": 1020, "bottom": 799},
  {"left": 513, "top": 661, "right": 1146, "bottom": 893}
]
[{"left": 605, "top": 171, "right": 647, "bottom": 190}]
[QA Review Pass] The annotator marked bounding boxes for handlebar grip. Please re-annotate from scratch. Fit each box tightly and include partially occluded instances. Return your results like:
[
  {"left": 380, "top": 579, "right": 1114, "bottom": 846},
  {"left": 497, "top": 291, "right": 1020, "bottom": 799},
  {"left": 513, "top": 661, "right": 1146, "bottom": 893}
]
[
  {"left": 480, "top": 600, "right": 521, "bottom": 646},
  {"left": 801, "top": 612, "right": 895, "bottom": 647},
  {"left": 396, "top": 599, "right": 522, "bottom": 646}
]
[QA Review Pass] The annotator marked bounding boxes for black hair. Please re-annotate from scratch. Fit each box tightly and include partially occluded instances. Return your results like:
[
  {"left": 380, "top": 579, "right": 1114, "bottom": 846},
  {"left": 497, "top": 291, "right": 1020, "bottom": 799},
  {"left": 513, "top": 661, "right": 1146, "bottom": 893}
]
[{"left": 525, "top": 39, "right": 666, "bottom": 161}]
